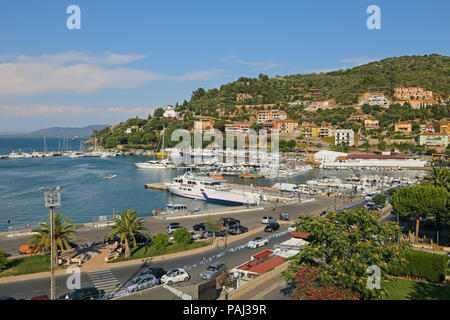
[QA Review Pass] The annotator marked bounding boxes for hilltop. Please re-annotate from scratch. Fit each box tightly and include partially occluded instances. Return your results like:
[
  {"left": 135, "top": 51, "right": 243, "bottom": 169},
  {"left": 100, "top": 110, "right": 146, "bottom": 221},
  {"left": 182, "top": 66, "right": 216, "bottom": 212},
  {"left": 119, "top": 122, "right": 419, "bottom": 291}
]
[{"left": 28, "top": 125, "right": 109, "bottom": 137}]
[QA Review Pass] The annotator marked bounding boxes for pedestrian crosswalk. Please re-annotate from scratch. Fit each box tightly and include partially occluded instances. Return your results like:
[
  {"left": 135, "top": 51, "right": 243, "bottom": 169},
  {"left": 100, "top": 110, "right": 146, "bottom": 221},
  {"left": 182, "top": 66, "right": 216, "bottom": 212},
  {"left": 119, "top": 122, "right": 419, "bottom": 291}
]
[{"left": 87, "top": 269, "right": 121, "bottom": 295}]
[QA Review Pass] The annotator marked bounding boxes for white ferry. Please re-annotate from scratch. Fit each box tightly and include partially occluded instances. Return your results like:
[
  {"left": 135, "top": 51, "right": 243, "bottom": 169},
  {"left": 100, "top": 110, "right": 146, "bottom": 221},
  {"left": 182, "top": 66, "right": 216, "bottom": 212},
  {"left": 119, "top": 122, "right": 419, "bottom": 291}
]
[
  {"left": 135, "top": 159, "right": 176, "bottom": 169},
  {"left": 164, "top": 173, "right": 261, "bottom": 205}
]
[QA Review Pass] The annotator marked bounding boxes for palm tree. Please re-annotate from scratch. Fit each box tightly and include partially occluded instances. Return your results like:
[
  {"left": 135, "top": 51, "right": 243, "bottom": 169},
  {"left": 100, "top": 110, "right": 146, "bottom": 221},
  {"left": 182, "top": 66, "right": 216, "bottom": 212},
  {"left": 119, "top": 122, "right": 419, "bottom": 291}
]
[
  {"left": 108, "top": 209, "right": 149, "bottom": 259},
  {"left": 429, "top": 167, "right": 449, "bottom": 191},
  {"left": 29, "top": 213, "right": 76, "bottom": 254}
]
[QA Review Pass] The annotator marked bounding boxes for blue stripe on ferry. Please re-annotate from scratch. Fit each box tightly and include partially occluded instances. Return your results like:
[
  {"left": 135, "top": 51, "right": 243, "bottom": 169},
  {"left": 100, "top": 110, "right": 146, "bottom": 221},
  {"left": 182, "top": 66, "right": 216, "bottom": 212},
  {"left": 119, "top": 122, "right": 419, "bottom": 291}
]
[{"left": 200, "top": 188, "right": 244, "bottom": 205}]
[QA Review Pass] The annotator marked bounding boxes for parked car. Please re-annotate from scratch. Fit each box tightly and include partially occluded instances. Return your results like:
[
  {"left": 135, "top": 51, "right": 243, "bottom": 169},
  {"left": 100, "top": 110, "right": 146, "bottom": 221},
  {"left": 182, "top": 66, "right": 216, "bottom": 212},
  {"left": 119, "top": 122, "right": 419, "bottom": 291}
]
[
  {"left": 0, "top": 296, "right": 16, "bottom": 300},
  {"left": 59, "top": 287, "right": 104, "bottom": 300},
  {"left": 264, "top": 222, "right": 280, "bottom": 232},
  {"left": 140, "top": 266, "right": 167, "bottom": 279},
  {"left": 261, "top": 216, "right": 276, "bottom": 224},
  {"left": 200, "top": 262, "right": 227, "bottom": 280},
  {"left": 189, "top": 231, "right": 202, "bottom": 240},
  {"left": 247, "top": 237, "right": 268, "bottom": 248},
  {"left": 30, "top": 295, "right": 49, "bottom": 300},
  {"left": 18, "top": 244, "right": 38, "bottom": 255},
  {"left": 161, "top": 268, "right": 190, "bottom": 285},
  {"left": 193, "top": 222, "right": 206, "bottom": 231},
  {"left": 319, "top": 211, "right": 328, "bottom": 217},
  {"left": 228, "top": 224, "right": 248, "bottom": 235},
  {"left": 287, "top": 225, "right": 296, "bottom": 232},
  {"left": 220, "top": 217, "right": 240, "bottom": 226},
  {"left": 124, "top": 274, "right": 159, "bottom": 292},
  {"left": 167, "top": 224, "right": 182, "bottom": 234},
  {"left": 201, "top": 230, "right": 225, "bottom": 238}
]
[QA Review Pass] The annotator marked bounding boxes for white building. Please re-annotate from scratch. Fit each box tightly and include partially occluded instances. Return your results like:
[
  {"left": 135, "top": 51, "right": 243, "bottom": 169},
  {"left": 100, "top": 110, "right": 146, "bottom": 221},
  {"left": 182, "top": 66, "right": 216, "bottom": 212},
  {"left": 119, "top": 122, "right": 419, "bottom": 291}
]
[
  {"left": 334, "top": 129, "right": 354, "bottom": 146},
  {"left": 162, "top": 105, "right": 180, "bottom": 119},
  {"left": 273, "top": 238, "right": 309, "bottom": 258}
]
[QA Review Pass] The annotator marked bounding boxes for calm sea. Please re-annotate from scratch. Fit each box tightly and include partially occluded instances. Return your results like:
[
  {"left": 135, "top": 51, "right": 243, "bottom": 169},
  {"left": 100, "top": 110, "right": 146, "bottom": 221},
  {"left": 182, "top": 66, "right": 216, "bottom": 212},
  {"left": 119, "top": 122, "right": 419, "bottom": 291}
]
[{"left": 0, "top": 137, "right": 420, "bottom": 232}]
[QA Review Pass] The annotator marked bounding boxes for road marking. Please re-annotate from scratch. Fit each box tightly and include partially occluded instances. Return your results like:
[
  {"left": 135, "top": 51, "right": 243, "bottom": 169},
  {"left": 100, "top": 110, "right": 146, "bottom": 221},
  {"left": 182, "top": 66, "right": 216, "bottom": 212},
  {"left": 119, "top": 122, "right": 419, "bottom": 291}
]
[{"left": 87, "top": 269, "right": 120, "bottom": 294}]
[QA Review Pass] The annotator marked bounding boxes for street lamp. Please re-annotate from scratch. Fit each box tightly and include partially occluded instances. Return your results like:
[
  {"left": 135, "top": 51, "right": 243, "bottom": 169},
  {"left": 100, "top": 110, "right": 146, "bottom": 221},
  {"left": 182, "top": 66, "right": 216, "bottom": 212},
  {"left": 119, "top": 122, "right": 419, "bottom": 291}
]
[{"left": 40, "top": 186, "right": 62, "bottom": 300}]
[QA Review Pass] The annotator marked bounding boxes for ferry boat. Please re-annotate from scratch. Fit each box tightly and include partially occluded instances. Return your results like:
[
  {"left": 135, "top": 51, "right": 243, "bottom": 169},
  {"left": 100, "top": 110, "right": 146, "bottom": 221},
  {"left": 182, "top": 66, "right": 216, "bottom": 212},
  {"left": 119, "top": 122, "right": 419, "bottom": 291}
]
[{"left": 164, "top": 173, "right": 262, "bottom": 205}]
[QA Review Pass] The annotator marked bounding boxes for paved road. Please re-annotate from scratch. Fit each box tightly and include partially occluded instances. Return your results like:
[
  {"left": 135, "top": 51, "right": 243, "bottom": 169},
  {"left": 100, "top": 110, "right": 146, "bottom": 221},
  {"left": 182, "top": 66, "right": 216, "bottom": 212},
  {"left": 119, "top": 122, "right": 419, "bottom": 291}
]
[{"left": 0, "top": 226, "right": 292, "bottom": 299}]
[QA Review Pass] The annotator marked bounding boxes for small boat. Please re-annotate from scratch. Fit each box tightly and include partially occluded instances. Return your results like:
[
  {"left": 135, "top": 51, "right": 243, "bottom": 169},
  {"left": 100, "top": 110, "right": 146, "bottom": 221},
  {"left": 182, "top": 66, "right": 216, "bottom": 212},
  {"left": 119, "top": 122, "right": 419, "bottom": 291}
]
[{"left": 106, "top": 174, "right": 117, "bottom": 179}]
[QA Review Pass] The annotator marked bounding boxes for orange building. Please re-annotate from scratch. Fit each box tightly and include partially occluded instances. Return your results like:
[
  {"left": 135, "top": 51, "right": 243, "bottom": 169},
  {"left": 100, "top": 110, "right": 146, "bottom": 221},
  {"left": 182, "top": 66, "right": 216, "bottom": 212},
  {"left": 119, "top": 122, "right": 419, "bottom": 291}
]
[
  {"left": 394, "top": 121, "right": 412, "bottom": 133},
  {"left": 364, "top": 118, "right": 379, "bottom": 129},
  {"left": 194, "top": 119, "right": 215, "bottom": 132},
  {"left": 273, "top": 119, "right": 298, "bottom": 134}
]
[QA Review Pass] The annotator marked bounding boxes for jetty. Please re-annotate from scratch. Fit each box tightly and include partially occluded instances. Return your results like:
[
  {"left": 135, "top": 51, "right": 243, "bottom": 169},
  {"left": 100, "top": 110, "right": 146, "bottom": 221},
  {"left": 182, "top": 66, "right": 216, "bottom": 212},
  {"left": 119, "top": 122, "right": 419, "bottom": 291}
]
[{"left": 144, "top": 182, "right": 168, "bottom": 190}]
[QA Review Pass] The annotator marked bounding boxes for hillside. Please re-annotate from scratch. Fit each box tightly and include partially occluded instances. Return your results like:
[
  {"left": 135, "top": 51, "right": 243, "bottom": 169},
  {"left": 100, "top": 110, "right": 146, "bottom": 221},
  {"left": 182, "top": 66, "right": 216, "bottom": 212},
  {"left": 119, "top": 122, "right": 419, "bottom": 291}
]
[{"left": 29, "top": 125, "right": 109, "bottom": 137}]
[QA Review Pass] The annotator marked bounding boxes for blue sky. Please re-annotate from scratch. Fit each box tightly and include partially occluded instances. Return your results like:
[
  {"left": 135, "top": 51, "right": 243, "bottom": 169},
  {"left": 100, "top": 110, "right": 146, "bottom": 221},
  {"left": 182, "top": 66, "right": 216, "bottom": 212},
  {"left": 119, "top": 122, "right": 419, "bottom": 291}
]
[{"left": 0, "top": 0, "right": 449, "bottom": 132}]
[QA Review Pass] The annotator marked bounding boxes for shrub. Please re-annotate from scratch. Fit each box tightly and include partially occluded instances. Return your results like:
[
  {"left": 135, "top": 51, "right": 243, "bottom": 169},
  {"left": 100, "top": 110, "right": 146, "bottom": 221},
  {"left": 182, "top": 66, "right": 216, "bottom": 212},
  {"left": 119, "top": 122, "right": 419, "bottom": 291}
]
[
  {"left": 0, "top": 251, "right": 7, "bottom": 270},
  {"left": 389, "top": 249, "right": 448, "bottom": 283},
  {"left": 152, "top": 233, "right": 170, "bottom": 252},
  {"left": 172, "top": 227, "right": 192, "bottom": 245}
]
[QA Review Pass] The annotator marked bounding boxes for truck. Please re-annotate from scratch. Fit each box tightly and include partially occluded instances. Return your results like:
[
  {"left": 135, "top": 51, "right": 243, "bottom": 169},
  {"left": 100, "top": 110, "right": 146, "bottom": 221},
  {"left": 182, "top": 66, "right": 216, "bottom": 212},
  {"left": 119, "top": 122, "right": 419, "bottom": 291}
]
[{"left": 273, "top": 183, "right": 299, "bottom": 192}]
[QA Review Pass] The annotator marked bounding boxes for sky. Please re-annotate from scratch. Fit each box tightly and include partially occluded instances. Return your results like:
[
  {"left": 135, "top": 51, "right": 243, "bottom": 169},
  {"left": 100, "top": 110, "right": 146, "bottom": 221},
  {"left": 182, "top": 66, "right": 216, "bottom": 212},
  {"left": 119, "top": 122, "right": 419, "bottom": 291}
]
[{"left": 0, "top": 0, "right": 449, "bottom": 132}]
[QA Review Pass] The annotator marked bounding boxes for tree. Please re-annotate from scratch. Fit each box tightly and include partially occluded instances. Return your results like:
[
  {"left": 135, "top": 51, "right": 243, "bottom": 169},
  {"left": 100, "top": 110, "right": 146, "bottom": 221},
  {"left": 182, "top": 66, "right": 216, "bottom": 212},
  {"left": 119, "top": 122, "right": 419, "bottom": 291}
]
[
  {"left": 427, "top": 167, "right": 449, "bottom": 191},
  {"left": 153, "top": 108, "right": 164, "bottom": 118},
  {"left": 205, "top": 216, "right": 222, "bottom": 237},
  {"left": 152, "top": 232, "right": 170, "bottom": 252},
  {"left": 283, "top": 208, "right": 405, "bottom": 300},
  {"left": 108, "top": 210, "right": 149, "bottom": 258},
  {"left": 172, "top": 227, "right": 192, "bottom": 245},
  {"left": 390, "top": 185, "right": 449, "bottom": 244},
  {"left": 372, "top": 194, "right": 387, "bottom": 207},
  {"left": 29, "top": 213, "right": 76, "bottom": 254}
]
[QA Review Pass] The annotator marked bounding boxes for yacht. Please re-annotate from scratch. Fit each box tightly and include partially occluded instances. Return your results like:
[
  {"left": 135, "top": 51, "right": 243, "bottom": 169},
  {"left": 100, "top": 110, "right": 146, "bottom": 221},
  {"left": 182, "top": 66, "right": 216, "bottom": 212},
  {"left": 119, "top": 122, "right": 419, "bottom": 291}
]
[
  {"left": 135, "top": 159, "right": 176, "bottom": 169},
  {"left": 164, "top": 173, "right": 262, "bottom": 205}
]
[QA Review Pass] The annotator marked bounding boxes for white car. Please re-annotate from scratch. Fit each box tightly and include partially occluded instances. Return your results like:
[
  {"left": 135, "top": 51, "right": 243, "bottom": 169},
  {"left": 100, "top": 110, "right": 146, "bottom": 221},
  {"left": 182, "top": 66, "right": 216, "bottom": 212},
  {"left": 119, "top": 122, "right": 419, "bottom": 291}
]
[
  {"left": 261, "top": 216, "right": 276, "bottom": 224},
  {"left": 287, "top": 225, "right": 296, "bottom": 232},
  {"left": 161, "top": 268, "right": 190, "bottom": 285},
  {"left": 189, "top": 231, "right": 202, "bottom": 240},
  {"left": 247, "top": 237, "right": 269, "bottom": 248}
]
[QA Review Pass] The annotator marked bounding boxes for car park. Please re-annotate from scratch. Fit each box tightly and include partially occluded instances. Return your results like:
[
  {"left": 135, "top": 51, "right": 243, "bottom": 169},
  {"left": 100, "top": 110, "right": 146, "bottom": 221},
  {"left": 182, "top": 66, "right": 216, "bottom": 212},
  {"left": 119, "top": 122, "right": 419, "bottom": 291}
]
[
  {"left": 264, "top": 222, "right": 280, "bottom": 232},
  {"left": 261, "top": 216, "right": 276, "bottom": 224},
  {"left": 161, "top": 268, "right": 190, "bottom": 285},
  {"left": 193, "top": 222, "right": 206, "bottom": 231},
  {"left": 59, "top": 287, "right": 104, "bottom": 300},
  {"left": 200, "top": 262, "right": 227, "bottom": 280},
  {"left": 124, "top": 274, "right": 159, "bottom": 292},
  {"left": 140, "top": 266, "right": 167, "bottom": 279},
  {"left": 227, "top": 224, "right": 248, "bottom": 235},
  {"left": 247, "top": 237, "right": 268, "bottom": 248}
]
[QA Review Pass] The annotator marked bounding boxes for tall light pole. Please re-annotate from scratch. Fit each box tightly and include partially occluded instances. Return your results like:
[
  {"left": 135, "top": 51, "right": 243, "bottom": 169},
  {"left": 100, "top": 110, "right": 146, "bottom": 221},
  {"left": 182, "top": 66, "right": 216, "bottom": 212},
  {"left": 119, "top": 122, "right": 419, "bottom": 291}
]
[{"left": 40, "top": 186, "right": 62, "bottom": 300}]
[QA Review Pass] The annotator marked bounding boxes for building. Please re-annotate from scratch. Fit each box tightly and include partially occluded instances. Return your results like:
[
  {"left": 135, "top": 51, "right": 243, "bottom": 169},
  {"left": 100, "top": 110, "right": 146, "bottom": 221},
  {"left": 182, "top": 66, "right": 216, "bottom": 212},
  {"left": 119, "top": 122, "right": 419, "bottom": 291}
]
[
  {"left": 257, "top": 110, "right": 287, "bottom": 124},
  {"left": 236, "top": 93, "right": 253, "bottom": 102},
  {"left": 364, "top": 118, "right": 379, "bottom": 129},
  {"left": 299, "top": 123, "right": 320, "bottom": 138},
  {"left": 318, "top": 126, "right": 336, "bottom": 138},
  {"left": 230, "top": 250, "right": 286, "bottom": 278},
  {"left": 224, "top": 122, "right": 252, "bottom": 135},
  {"left": 394, "top": 121, "right": 412, "bottom": 133},
  {"left": 194, "top": 119, "right": 215, "bottom": 133},
  {"left": 419, "top": 133, "right": 449, "bottom": 148},
  {"left": 359, "top": 92, "right": 391, "bottom": 107},
  {"left": 419, "top": 125, "right": 435, "bottom": 133},
  {"left": 334, "top": 129, "right": 354, "bottom": 146},
  {"left": 162, "top": 105, "right": 180, "bottom": 119},
  {"left": 434, "top": 119, "right": 449, "bottom": 135},
  {"left": 272, "top": 119, "right": 298, "bottom": 134},
  {"left": 350, "top": 114, "right": 366, "bottom": 121},
  {"left": 394, "top": 87, "right": 433, "bottom": 101},
  {"left": 304, "top": 100, "right": 333, "bottom": 112}
]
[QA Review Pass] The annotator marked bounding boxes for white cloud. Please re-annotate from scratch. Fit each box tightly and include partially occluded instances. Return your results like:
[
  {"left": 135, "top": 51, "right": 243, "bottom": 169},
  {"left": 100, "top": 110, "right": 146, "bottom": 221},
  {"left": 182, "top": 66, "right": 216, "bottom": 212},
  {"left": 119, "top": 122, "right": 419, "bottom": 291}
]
[
  {"left": 339, "top": 56, "right": 376, "bottom": 66},
  {"left": 221, "top": 54, "right": 280, "bottom": 70},
  {"left": 0, "top": 51, "right": 226, "bottom": 95}
]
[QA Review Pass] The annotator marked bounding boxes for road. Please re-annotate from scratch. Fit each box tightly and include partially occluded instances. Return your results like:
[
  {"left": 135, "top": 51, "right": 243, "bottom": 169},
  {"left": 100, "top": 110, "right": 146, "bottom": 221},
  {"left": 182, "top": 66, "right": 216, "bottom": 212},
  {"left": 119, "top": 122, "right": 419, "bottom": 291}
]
[{"left": 0, "top": 226, "right": 292, "bottom": 299}]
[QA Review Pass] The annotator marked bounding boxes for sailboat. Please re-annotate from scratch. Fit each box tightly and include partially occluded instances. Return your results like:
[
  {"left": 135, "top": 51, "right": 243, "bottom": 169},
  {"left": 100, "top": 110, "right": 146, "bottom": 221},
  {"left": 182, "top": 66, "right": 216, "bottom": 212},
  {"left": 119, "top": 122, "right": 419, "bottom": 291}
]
[{"left": 135, "top": 127, "right": 175, "bottom": 169}]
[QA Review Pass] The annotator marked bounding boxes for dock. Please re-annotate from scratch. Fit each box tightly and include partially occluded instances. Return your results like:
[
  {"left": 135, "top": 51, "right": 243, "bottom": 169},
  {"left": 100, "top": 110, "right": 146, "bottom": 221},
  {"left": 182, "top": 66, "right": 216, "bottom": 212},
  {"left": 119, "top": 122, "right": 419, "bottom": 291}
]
[
  {"left": 238, "top": 174, "right": 264, "bottom": 179},
  {"left": 144, "top": 182, "right": 168, "bottom": 190}
]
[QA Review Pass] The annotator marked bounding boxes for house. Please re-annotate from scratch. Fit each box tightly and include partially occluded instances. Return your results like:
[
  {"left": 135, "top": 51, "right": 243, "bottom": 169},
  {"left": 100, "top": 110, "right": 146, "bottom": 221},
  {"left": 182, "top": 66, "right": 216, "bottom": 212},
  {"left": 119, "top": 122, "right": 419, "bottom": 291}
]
[
  {"left": 272, "top": 119, "right": 298, "bottom": 134},
  {"left": 359, "top": 92, "right": 391, "bottom": 107},
  {"left": 257, "top": 110, "right": 287, "bottom": 124},
  {"left": 419, "top": 133, "right": 449, "bottom": 149},
  {"left": 230, "top": 250, "right": 286, "bottom": 278},
  {"left": 194, "top": 119, "right": 215, "bottom": 133},
  {"left": 419, "top": 125, "right": 435, "bottom": 133},
  {"left": 364, "top": 118, "right": 379, "bottom": 130},
  {"left": 434, "top": 119, "right": 449, "bottom": 135},
  {"left": 304, "top": 100, "right": 333, "bottom": 112},
  {"left": 394, "top": 121, "right": 412, "bottom": 133},
  {"left": 394, "top": 87, "right": 433, "bottom": 101},
  {"left": 224, "top": 122, "right": 252, "bottom": 135},
  {"left": 162, "top": 105, "right": 180, "bottom": 119},
  {"left": 318, "top": 126, "right": 336, "bottom": 138},
  {"left": 299, "top": 123, "right": 320, "bottom": 137},
  {"left": 350, "top": 114, "right": 366, "bottom": 121},
  {"left": 236, "top": 93, "right": 253, "bottom": 102},
  {"left": 334, "top": 129, "right": 354, "bottom": 146}
]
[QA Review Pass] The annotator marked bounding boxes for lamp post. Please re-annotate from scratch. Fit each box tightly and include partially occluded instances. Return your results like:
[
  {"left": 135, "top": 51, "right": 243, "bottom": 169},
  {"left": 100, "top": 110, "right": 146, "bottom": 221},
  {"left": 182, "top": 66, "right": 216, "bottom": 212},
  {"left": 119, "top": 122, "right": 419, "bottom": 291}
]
[{"left": 40, "top": 186, "right": 62, "bottom": 300}]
